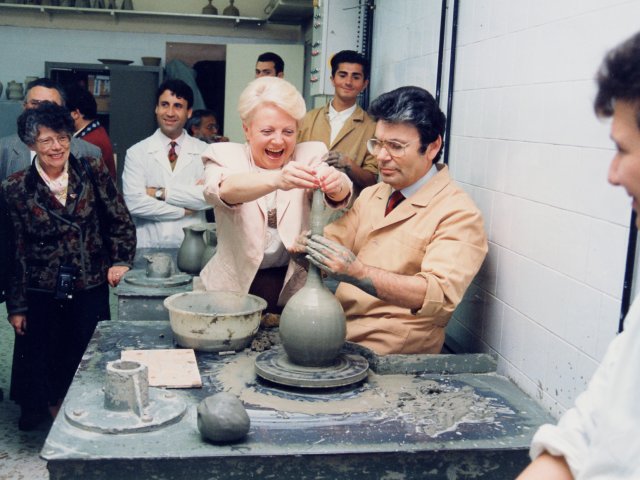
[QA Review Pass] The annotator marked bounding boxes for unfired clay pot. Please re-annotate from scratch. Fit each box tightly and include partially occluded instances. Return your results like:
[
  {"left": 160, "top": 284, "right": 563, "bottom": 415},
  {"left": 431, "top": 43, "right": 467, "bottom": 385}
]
[
  {"left": 177, "top": 225, "right": 206, "bottom": 275},
  {"left": 200, "top": 226, "right": 217, "bottom": 270},
  {"left": 278, "top": 189, "right": 346, "bottom": 366}
]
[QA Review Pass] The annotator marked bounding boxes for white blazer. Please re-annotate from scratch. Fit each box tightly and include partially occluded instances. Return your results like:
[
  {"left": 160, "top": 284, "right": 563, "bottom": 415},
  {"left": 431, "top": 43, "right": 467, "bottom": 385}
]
[
  {"left": 200, "top": 141, "right": 352, "bottom": 305},
  {"left": 122, "top": 129, "right": 210, "bottom": 248}
]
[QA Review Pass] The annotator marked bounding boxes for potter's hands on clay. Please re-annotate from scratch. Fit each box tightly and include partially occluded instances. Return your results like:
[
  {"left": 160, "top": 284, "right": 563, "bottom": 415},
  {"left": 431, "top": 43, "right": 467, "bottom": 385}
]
[
  {"left": 276, "top": 162, "right": 320, "bottom": 191},
  {"left": 108, "top": 265, "right": 130, "bottom": 287},
  {"left": 316, "top": 164, "right": 349, "bottom": 202},
  {"left": 305, "top": 235, "right": 376, "bottom": 295},
  {"left": 9, "top": 314, "right": 27, "bottom": 336}
]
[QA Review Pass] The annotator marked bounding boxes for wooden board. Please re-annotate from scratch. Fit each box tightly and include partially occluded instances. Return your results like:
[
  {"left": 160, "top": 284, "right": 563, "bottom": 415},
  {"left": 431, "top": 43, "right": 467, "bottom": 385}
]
[{"left": 121, "top": 349, "right": 202, "bottom": 388}]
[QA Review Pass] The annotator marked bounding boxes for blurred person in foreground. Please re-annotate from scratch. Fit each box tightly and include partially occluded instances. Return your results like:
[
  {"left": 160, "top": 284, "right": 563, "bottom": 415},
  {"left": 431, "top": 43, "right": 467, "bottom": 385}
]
[
  {"left": 517, "top": 30, "right": 640, "bottom": 480},
  {"left": 0, "top": 103, "right": 135, "bottom": 431},
  {"left": 200, "top": 77, "right": 352, "bottom": 313}
]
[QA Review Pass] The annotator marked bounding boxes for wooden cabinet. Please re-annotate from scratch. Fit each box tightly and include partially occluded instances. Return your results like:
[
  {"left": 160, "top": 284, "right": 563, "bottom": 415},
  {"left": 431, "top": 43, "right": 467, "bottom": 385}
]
[{"left": 46, "top": 61, "right": 163, "bottom": 182}]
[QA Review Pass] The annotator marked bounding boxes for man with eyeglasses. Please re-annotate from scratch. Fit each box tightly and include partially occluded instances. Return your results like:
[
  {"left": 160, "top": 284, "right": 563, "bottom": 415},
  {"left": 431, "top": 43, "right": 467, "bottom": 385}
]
[
  {"left": 0, "top": 78, "right": 100, "bottom": 181},
  {"left": 294, "top": 86, "right": 488, "bottom": 355},
  {"left": 298, "top": 50, "right": 378, "bottom": 199}
]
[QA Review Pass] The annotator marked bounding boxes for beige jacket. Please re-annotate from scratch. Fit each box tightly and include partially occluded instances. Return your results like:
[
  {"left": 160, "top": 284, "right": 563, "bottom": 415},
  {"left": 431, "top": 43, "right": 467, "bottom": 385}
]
[
  {"left": 324, "top": 165, "right": 488, "bottom": 355},
  {"left": 200, "top": 141, "right": 352, "bottom": 305},
  {"left": 298, "top": 103, "right": 378, "bottom": 177}
]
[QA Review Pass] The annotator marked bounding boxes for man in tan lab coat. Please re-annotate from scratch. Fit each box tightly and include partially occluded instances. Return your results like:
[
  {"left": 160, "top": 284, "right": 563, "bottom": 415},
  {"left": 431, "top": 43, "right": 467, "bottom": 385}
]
[{"left": 296, "top": 86, "right": 488, "bottom": 355}]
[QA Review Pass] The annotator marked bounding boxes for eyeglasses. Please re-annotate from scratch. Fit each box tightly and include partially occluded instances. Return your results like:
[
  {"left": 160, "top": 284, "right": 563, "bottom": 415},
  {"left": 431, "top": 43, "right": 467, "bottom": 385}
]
[
  {"left": 366, "top": 138, "right": 415, "bottom": 158},
  {"left": 36, "top": 135, "right": 71, "bottom": 149}
]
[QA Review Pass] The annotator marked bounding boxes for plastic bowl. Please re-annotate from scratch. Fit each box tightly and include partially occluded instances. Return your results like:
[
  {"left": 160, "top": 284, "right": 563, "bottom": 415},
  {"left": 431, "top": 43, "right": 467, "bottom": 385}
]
[{"left": 164, "top": 291, "right": 266, "bottom": 352}]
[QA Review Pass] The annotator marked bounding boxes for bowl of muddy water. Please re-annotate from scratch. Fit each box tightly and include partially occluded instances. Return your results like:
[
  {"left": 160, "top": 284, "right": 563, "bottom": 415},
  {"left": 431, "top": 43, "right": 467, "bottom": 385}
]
[{"left": 164, "top": 291, "right": 267, "bottom": 352}]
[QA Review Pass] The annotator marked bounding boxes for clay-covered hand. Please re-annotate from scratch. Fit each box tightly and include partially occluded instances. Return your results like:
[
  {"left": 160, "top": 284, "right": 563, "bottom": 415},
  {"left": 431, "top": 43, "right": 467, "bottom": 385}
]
[
  {"left": 108, "top": 265, "right": 130, "bottom": 287},
  {"left": 316, "top": 164, "right": 349, "bottom": 201},
  {"left": 288, "top": 230, "right": 311, "bottom": 268},
  {"left": 9, "top": 314, "right": 27, "bottom": 336},
  {"left": 306, "top": 235, "right": 376, "bottom": 296},
  {"left": 276, "top": 162, "right": 320, "bottom": 191},
  {"left": 305, "top": 235, "right": 361, "bottom": 280},
  {"left": 322, "top": 151, "right": 354, "bottom": 172}
]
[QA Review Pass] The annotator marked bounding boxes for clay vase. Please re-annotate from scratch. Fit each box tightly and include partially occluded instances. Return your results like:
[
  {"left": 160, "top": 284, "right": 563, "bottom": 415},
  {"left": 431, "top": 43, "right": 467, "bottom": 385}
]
[
  {"left": 200, "top": 226, "right": 218, "bottom": 270},
  {"left": 144, "top": 253, "right": 174, "bottom": 278},
  {"left": 177, "top": 225, "right": 207, "bottom": 275},
  {"left": 279, "top": 189, "right": 346, "bottom": 367},
  {"left": 202, "top": 0, "right": 217, "bottom": 15},
  {"left": 6, "top": 81, "right": 24, "bottom": 101},
  {"left": 222, "top": 0, "right": 239, "bottom": 16}
]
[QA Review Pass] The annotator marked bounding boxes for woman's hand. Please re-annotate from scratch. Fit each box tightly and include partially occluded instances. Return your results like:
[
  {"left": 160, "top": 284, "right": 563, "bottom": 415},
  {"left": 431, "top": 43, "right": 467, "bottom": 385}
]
[
  {"left": 9, "top": 314, "right": 27, "bottom": 336},
  {"left": 108, "top": 266, "right": 130, "bottom": 287},
  {"left": 316, "top": 164, "right": 349, "bottom": 202},
  {"left": 276, "top": 162, "right": 320, "bottom": 191}
]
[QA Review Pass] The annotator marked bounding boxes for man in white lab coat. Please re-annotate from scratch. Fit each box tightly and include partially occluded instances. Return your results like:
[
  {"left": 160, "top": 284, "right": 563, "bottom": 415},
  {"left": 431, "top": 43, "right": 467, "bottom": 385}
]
[{"left": 122, "top": 79, "right": 209, "bottom": 248}]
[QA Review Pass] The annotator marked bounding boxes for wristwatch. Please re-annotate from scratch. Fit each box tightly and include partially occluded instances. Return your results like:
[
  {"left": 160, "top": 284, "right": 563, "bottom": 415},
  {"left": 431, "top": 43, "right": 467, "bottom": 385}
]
[{"left": 155, "top": 188, "right": 164, "bottom": 201}]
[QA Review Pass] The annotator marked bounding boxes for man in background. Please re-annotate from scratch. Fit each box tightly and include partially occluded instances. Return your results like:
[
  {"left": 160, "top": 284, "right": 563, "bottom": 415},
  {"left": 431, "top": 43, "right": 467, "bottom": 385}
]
[
  {"left": 255, "top": 52, "right": 284, "bottom": 78},
  {"left": 517, "top": 30, "right": 640, "bottom": 480},
  {"left": 298, "top": 50, "right": 378, "bottom": 197},
  {"left": 0, "top": 78, "right": 100, "bottom": 181},
  {"left": 65, "top": 85, "right": 116, "bottom": 180},
  {"left": 122, "top": 79, "right": 210, "bottom": 248},
  {"left": 186, "top": 109, "right": 229, "bottom": 143}
]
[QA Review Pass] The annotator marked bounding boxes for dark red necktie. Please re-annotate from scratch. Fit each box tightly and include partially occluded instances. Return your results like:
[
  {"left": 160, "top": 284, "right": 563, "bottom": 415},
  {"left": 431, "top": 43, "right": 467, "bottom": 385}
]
[
  {"left": 385, "top": 190, "right": 405, "bottom": 216},
  {"left": 168, "top": 141, "right": 178, "bottom": 169}
]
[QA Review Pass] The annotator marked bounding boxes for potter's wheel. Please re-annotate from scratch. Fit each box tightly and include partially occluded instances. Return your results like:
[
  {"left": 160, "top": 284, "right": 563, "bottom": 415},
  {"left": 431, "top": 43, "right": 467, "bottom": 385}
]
[
  {"left": 124, "top": 269, "right": 192, "bottom": 288},
  {"left": 254, "top": 346, "right": 369, "bottom": 388}
]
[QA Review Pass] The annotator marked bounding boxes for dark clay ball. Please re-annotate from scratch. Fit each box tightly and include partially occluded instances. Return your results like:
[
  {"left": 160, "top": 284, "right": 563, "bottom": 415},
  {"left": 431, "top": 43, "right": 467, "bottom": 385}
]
[{"left": 197, "top": 392, "right": 250, "bottom": 443}]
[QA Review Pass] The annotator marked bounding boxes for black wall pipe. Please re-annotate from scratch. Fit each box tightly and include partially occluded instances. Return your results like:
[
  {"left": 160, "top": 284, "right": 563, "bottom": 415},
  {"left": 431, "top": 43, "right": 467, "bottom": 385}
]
[
  {"left": 435, "top": 0, "right": 447, "bottom": 104},
  {"left": 361, "top": 0, "right": 375, "bottom": 110},
  {"left": 443, "top": 0, "right": 459, "bottom": 165},
  {"left": 620, "top": 212, "right": 637, "bottom": 332}
]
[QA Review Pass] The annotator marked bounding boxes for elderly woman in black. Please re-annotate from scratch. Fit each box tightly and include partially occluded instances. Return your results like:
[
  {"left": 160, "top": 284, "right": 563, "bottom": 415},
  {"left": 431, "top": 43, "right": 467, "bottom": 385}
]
[{"left": 1, "top": 102, "right": 136, "bottom": 430}]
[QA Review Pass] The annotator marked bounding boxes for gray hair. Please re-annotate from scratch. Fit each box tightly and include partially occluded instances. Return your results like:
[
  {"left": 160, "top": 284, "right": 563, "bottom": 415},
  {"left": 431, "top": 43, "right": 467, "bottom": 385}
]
[{"left": 17, "top": 102, "right": 75, "bottom": 146}]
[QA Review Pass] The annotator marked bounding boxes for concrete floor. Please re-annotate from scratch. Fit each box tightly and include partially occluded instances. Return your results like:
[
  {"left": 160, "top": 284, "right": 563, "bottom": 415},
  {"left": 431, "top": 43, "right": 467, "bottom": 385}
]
[{"left": 0, "top": 289, "right": 119, "bottom": 480}]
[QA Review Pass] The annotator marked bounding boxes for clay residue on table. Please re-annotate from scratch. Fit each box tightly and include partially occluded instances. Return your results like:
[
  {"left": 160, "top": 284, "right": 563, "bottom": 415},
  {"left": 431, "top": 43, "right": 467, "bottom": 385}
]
[{"left": 216, "top": 355, "right": 509, "bottom": 437}]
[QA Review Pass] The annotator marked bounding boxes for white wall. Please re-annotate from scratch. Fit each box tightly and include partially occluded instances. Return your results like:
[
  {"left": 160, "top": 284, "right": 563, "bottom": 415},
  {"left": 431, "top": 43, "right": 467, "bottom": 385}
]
[{"left": 371, "top": 0, "right": 640, "bottom": 418}]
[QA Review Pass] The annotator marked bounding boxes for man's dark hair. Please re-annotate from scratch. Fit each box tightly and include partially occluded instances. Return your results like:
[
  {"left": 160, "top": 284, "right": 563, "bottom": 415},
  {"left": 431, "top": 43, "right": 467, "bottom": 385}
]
[
  {"left": 256, "top": 52, "right": 285, "bottom": 75},
  {"left": 368, "top": 86, "right": 446, "bottom": 161},
  {"left": 595, "top": 31, "right": 640, "bottom": 128},
  {"left": 330, "top": 50, "right": 370, "bottom": 80},
  {"left": 18, "top": 102, "right": 74, "bottom": 146},
  {"left": 26, "top": 77, "right": 67, "bottom": 105},
  {"left": 65, "top": 85, "right": 98, "bottom": 120},
  {"left": 156, "top": 79, "right": 194, "bottom": 109},
  {"left": 186, "top": 109, "right": 218, "bottom": 135}
]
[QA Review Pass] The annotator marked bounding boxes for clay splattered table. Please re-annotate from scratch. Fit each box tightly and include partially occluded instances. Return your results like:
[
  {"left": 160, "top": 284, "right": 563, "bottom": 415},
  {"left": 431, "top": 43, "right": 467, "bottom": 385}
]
[{"left": 42, "top": 321, "right": 553, "bottom": 479}]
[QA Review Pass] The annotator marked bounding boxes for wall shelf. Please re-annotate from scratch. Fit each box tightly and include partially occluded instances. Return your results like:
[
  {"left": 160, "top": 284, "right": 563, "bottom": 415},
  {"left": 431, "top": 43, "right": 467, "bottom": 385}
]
[
  {"left": 0, "top": 3, "right": 265, "bottom": 25},
  {"left": 0, "top": 2, "right": 304, "bottom": 40}
]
